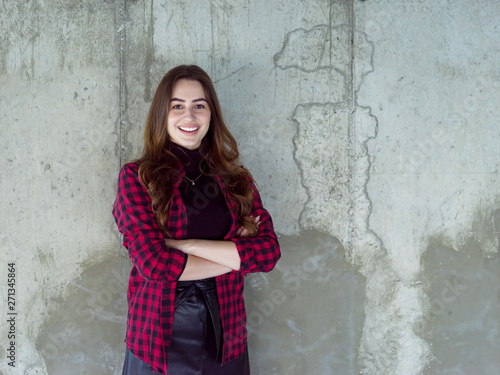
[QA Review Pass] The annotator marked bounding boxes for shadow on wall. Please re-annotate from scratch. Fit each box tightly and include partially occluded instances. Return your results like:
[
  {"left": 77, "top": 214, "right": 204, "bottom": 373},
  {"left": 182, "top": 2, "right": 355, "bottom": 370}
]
[
  {"left": 36, "top": 255, "right": 130, "bottom": 375},
  {"left": 422, "top": 208, "right": 500, "bottom": 374},
  {"left": 245, "top": 230, "right": 366, "bottom": 375}
]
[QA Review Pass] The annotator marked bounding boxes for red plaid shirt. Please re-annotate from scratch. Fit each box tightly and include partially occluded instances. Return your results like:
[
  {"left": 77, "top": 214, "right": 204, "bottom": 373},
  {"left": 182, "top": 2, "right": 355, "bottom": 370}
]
[{"left": 112, "top": 162, "right": 280, "bottom": 374}]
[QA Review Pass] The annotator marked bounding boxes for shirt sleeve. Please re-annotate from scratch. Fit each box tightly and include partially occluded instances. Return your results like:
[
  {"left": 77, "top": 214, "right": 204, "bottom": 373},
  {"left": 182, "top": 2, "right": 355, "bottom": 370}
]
[
  {"left": 112, "top": 163, "right": 187, "bottom": 282},
  {"left": 230, "top": 180, "right": 281, "bottom": 276}
]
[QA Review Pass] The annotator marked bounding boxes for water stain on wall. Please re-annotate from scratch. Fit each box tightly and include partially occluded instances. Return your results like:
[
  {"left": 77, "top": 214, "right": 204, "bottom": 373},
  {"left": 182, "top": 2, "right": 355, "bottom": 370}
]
[
  {"left": 422, "top": 206, "right": 500, "bottom": 374},
  {"left": 36, "top": 255, "right": 129, "bottom": 374},
  {"left": 36, "top": 232, "right": 365, "bottom": 375},
  {"left": 245, "top": 230, "right": 365, "bottom": 375}
]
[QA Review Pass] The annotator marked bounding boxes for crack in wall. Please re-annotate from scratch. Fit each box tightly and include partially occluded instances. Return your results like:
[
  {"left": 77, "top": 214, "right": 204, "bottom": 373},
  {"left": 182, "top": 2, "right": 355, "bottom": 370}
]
[
  {"left": 273, "top": 24, "right": 348, "bottom": 77},
  {"left": 272, "top": 3, "right": 374, "bottom": 242},
  {"left": 349, "top": 25, "right": 384, "bottom": 270},
  {"left": 273, "top": 25, "right": 348, "bottom": 77},
  {"left": 290, "top": 108, "right": 311, "bottom": 235}
]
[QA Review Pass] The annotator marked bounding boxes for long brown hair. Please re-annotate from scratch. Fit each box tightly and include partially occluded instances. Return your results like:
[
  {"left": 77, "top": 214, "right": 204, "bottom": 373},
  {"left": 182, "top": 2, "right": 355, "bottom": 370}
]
[{"left": 137, "top": 65, "right": 258, "bottom": 237}]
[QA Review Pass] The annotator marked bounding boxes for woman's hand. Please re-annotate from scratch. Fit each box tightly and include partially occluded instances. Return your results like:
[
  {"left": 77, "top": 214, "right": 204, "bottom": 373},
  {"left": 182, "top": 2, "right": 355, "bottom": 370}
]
[{"left": 235, "top": 215, "right": 261, "bottom": 238}]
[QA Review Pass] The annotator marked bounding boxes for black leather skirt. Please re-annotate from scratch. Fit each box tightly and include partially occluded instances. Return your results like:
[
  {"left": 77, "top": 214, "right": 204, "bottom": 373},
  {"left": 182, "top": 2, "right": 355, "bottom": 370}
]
[{"left": 122, "top": 278, "right": 250, "bottom": 375}]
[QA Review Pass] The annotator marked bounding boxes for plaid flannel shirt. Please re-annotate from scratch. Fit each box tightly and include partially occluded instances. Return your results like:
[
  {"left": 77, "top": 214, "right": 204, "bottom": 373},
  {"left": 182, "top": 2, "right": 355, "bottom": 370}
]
[{"left": 112, "top": 162, "right": 280, "bottom": 374}]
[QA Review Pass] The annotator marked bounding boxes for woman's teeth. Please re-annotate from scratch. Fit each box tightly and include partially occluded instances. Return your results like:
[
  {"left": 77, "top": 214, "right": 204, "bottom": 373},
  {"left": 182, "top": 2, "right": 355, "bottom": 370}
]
[{"left": 179, "top": 127, "right": 199, "bottom": 132}]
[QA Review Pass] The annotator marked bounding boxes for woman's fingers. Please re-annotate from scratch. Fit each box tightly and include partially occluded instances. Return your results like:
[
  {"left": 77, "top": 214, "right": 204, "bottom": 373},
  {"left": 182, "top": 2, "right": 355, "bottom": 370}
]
[
  {"left": 255, "top": 216, "right": 262, "bottom": 227},
  {"left": 238, "top": 227, "right": 250, "bottom": 237},
  {"left": 235, "top": 215, "right": 262, "bottom": 238}
]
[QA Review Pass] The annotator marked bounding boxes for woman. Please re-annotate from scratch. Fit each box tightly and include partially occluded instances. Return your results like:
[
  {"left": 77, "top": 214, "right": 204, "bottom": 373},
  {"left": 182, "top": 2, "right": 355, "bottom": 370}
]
[{"left": 112, "top": 65, "right": 281, "bottom": 374}]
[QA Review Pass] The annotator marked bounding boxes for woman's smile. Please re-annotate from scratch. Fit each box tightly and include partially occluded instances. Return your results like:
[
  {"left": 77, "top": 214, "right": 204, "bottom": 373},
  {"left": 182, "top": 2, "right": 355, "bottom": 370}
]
[{"left": 179, "top": 126, "right": 199, "bottom": 132}]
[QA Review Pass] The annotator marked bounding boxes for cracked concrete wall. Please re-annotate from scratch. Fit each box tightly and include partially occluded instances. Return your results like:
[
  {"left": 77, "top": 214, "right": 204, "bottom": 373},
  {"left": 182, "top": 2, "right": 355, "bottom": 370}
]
[
  {"left": 355, "top": 1, "right": 500, "bottom": 374},
  {"left": 0, "top": 1, "right": 498, "bottom": 374}
]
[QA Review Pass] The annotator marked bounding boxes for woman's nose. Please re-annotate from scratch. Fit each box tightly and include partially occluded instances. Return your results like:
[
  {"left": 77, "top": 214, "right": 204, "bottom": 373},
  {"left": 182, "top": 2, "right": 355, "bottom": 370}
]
[{"left": 184, "top": 107, "right": 195, "bottom": 120}]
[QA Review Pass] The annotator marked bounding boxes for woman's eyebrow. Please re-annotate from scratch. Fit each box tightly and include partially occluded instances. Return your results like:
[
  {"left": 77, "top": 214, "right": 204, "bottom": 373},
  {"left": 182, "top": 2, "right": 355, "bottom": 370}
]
[{"left": 170, "top": 98, "right": 207, "bottom": 102}]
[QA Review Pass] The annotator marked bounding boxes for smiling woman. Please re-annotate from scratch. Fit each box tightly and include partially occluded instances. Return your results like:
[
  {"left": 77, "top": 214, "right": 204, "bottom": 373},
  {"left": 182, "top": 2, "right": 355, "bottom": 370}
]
[
  {"left": 112, "top": 65, "right": 281, "bottom": 375},
  {"left": 167, "top": 79, "right": 211, "bottom": 150}
]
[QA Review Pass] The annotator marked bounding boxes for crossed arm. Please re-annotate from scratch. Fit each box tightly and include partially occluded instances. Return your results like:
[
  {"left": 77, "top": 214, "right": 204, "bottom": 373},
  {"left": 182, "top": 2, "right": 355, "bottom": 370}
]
[
  {"left": 113, "top": 164, "right": 279, "bottom": 283},
  {"left": 165, "top": 217, "right": 260, "bottom": 281}
]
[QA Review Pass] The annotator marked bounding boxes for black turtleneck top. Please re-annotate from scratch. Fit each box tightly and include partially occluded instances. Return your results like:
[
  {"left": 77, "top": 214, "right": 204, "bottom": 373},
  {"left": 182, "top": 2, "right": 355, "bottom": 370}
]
[{"left": 171, "top": 144, "right": 232, "bottom": 240}]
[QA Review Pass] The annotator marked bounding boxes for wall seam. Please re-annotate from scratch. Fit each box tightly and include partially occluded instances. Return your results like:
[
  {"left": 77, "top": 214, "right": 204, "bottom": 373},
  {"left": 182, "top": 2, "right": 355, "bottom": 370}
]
[
  {"left": 118, "top": 0, "right": 127, "bottom": 168},
  {"left": 347, "top": 0, "right": 356, "bottom": 262}
]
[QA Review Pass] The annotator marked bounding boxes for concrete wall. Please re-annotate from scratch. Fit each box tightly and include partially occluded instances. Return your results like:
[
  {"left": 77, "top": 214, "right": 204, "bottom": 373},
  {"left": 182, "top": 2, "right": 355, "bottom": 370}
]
[{"left": 0, "top": 1, "right": 498, "bottom": 374}]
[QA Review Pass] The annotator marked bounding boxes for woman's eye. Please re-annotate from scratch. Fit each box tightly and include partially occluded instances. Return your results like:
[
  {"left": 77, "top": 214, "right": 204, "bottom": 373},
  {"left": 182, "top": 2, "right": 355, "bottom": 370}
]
[
  {"left": 172, "top": 104, "right": 182, "bottom": 109},
  {"left": 195, "top": 104, "right": 205, "bottom": 109}
]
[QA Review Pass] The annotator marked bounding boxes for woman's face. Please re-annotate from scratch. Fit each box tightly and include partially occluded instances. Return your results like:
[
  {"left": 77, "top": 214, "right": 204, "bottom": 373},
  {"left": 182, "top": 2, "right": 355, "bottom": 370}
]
[{"left": 167, "top": 79, "right": 211, "bottom": 150}]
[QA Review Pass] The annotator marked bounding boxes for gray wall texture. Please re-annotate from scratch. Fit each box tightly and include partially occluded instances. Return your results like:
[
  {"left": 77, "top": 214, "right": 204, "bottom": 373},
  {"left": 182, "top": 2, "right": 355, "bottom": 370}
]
[{"left": 1, "top": 0, "right": 499, "bottom": 374}]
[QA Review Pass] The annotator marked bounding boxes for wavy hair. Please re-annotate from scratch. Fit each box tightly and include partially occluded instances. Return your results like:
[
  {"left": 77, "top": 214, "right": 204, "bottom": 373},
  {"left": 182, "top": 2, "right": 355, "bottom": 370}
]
[{"left": 137, "top": 65, "right": 258, "bottom": 237}]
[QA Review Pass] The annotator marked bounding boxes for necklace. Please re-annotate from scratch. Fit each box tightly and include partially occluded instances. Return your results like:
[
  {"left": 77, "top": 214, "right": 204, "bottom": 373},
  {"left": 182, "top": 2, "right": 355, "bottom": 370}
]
[{"left": 184, "top": 170, "right": 204, "bottom": 185}]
